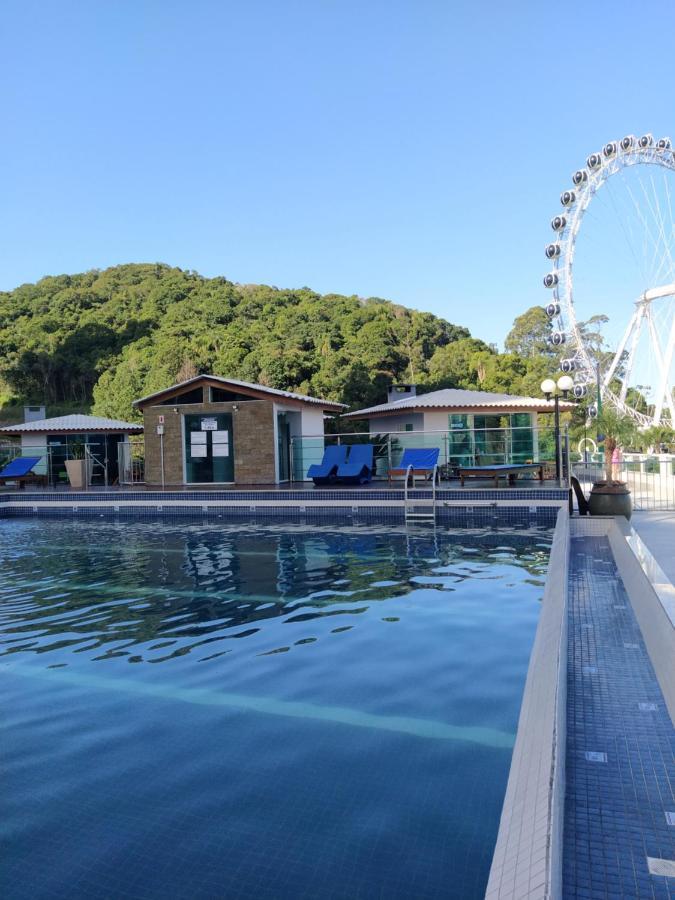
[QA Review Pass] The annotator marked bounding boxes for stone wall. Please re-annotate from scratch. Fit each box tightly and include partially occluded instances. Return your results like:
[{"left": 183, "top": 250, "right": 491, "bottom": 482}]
[{"left": 142, "top": 399, "right": 276, "bottom": 485}]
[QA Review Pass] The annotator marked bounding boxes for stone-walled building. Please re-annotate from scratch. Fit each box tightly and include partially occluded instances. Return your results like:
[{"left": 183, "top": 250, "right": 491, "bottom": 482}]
[{"left": 133, "top": 375, "right": 345, "bottom": 486}]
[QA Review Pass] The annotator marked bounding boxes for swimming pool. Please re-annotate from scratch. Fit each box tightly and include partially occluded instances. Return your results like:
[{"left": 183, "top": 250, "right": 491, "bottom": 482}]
[{"left": 0, "top": 519, "right": 550, "bottom": 899}]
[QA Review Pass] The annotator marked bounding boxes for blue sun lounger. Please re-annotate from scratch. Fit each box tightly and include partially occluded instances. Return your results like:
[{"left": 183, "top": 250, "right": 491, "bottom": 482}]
[
  {"left": 307, "top": 445, "right": 348, "bottom": 485},
  {"left": 336, "top": 444, "right": 374, "bottom": 484},
  {"left": 0, "top": 456, "right": 44, "bottom": 488},
  {"left": 388, "top": 448, "right": 440, "bottom": 485}
]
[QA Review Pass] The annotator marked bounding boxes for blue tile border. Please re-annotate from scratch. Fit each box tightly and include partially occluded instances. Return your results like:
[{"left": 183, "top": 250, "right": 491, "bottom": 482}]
[
  {"left": 563, "top": 536, "right": 675, "bottom": 899},
  {"left": 2, "top": 487, "right": 569, "bottom": 503},
  {"left": 0, "top": 504, "right": 559, "bottom": 528}
]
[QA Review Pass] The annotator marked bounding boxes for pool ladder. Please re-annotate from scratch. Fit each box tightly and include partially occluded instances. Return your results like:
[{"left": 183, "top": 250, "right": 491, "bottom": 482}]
[{"left": 403, "top": 464, "right": 438, "bottom": 523}]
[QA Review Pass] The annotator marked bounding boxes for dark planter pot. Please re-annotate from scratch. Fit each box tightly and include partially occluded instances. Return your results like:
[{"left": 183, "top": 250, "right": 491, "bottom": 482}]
[{"left": 588, "top": 482, "right": 632, "bottom": 519}]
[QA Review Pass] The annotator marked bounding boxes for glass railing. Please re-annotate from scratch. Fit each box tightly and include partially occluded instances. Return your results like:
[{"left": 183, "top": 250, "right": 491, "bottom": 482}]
[
  {"left": 0, "top": 440, "right": 143, "bottom": 488},
  {"left": 290, "top": 427, "right": 561, "bottom": 483}
]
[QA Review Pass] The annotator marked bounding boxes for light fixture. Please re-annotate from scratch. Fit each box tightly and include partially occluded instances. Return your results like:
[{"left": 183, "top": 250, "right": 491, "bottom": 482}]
[
  {"left": 540, "top": 372, "right": 575, "bottom": 485},
  {"left": 540, "top": 378, "right": 556, "bottom": 398}
]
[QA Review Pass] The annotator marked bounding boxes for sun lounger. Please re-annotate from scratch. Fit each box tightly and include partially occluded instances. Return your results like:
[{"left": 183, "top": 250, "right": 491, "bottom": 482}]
[
  {"left": 457, "top": 463, "right": 544, "bottom": 487},
  {"left": 336, "top": 444, "right": 374, "bottom": 484},
  {"left": 0, "top": 456, "right": 45, "bottom": 489},
  {"left": 388, "top": 448, "right": 440, "bottom": 485},
  {"left": 307, "top": 445, "right": 348, "bottom": 485}
]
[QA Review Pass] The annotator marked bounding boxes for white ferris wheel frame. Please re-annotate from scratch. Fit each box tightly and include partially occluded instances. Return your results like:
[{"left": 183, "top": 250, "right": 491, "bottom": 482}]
[{"left": 546, "top": 138, "right": 675, "bottom": 427}]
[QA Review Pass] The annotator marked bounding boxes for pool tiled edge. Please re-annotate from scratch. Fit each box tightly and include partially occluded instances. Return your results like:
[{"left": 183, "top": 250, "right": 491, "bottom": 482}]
[
  {"left": 485, "top": 507, "right": 570, "bottom": 900},
  {"left": 487, "top": 513, "right": 675, "bottom": 900},
  {"left": 0, "top": 487, "right": 567, "bottom": 527},
  {"left": 564, "top": 519, "right": 675, "bottom": 899}
]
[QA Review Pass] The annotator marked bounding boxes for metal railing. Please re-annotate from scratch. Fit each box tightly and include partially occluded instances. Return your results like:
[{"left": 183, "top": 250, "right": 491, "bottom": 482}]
[
  {"left": 572, "top": 451, "right": 675, "bottom": 510},
  {"left": 290, "top": 426, "right": 566, "bottom": 484}
]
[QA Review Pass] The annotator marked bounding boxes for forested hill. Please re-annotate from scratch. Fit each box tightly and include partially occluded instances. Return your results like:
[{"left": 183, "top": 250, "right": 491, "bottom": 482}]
[{"left": 0, "top": 263, "right": 555, "bottom": 422}]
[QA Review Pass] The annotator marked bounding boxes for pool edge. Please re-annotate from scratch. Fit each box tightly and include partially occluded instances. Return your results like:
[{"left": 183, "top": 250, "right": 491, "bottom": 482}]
[{"left": 484, "top": 506, "right": 569, "bottom": 900}]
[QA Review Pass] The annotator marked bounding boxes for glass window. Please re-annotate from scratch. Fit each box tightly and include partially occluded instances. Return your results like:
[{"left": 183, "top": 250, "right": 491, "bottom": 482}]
[
  {"left": 447, "top": 414, "right": 473, "bottom": 468},
  {"left": 473, "top": 415, "right": 507, "bottom": 464},
  {"left": 159, "top": 387, "right": 204, "bottom": 405},
  {"left": 210, "top": 387, "right": 255, "bottom": 403},
  {"left": 510, "top": 413, "right": 534, "bottom": 463}
]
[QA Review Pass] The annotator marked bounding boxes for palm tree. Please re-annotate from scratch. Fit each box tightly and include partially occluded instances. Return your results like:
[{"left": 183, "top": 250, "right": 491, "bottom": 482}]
[
  {"left": 595, "top": 408, "right": 639, "bottom": 484},
  {"left": 637, "top": 425, "right": 675, "bottom": 454}
]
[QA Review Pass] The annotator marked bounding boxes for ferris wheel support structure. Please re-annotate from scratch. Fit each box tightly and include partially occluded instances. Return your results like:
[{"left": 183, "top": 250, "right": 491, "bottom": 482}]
[{"left": 541, "top": 133, "right": 675, "bottom": 428}]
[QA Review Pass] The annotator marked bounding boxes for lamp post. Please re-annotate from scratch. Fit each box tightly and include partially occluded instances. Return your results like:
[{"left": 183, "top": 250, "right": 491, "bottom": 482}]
[{"left": 541, "top": 374, "right": 574, "bottom": 484}]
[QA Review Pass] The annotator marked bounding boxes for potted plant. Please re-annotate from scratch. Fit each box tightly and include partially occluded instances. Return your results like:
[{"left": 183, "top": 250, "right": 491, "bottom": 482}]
[
  {"left": 588, "top": 408, "right": 638, "bottom": 519},
  {"left": 65, "top": 442, "right": 88, "bottom": 489}
]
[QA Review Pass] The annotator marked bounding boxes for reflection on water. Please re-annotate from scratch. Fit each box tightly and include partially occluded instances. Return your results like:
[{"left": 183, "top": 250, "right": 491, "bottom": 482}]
[
  {"left": 1, "top": 519, "right": 551, "bottom": 900},
  {"left": 0, "top": 521, "right": 549, "bottom": 667}
]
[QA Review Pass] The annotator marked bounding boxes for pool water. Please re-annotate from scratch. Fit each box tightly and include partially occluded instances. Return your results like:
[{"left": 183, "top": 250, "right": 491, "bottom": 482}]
[{"left": 0, "top": 519, "right": 550, "bottom": 899}]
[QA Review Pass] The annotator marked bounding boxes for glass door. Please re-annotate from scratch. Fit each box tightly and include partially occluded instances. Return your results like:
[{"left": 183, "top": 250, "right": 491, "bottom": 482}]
[{"left": 184, "top": 414, "right": 234, "bottom": 483}]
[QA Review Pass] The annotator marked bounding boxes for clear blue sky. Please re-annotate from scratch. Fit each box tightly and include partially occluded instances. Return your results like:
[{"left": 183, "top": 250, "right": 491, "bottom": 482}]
[{"left": 2, "top": 0, "right": 675, "bottom": 348}]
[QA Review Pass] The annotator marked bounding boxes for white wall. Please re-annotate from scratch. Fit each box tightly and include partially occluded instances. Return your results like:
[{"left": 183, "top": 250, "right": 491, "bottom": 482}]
[{"left": 367, "top": 413, "right": 424, "bottom": 433}]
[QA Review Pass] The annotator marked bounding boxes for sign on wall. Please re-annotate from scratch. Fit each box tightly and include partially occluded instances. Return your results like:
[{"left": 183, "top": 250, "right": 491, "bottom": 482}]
[{"left": 201, "top": 418, "right": 218, "bottom": 431}]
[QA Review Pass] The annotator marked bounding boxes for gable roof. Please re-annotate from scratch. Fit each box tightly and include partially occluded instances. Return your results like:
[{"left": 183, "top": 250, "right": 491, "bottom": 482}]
[
  {"left": 133, "top": 375, "right": 346, "bottom": 411},
  {"left": 0, "top": 414, "right": 144, "bottom": 434},
  {"left": 343, "top": 387, "right": 575, "bottom": 418}
]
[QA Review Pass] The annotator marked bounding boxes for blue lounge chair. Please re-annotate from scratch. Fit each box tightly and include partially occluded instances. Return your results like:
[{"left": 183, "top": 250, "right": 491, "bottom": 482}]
[
  {"left": 307, "top": 445, "right": 348, "bottom": 485},
  {"left": 388, "top": 448, "right": 440, "bottom": 485},
  {"left": 0, "top": 456, "right": 44, "bottom": 488},
  {"left": 336, "top": 444, "right": 374, "bottom": 484}
]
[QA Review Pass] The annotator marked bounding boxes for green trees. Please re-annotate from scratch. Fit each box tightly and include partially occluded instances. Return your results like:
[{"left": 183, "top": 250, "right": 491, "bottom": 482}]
[
  {"left": 0, "top": 263, "right": 603, "bottom": 423},
  {"left": 504, "top": 306, "right": 555, "bottom": 358},
  {"left": 0, "top": 265, "right": 473, "bottom": 421}
]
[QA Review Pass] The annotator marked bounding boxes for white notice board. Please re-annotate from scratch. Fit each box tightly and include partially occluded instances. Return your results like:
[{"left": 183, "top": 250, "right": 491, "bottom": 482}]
[
  {"left": 190, "top": 431, "right": 207, "bottom": 444},
  {"left": 201, "top": 418, "right": 218, "bottom": 431},
  {"left": 212, "top": 444, "right": 229, "bottom": 457},
  {"left": 190, "top": 445, "right": 208, "bottom": 458},
  {"left": 212, "top": 430, "right": 229, "bottom": 444}
]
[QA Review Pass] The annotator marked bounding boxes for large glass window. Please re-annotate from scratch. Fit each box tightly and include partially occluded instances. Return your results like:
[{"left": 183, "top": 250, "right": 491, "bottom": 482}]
[
  {"left": 509, "top": 413, "right": 534, "bottom": 463},
  {"left": 473, "top": 415, "right": 507, "bottom": 464},
  {"left": 184, "top": 414, "right": 234, "bottom": 483},
  {"left": 447, "top": 414, "right": 473, "bottom": 469}
]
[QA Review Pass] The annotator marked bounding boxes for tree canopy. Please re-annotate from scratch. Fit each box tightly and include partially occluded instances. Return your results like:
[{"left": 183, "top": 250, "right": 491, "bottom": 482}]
[{"left": 0, "top": 264, "right": 582, "bottom": 423}]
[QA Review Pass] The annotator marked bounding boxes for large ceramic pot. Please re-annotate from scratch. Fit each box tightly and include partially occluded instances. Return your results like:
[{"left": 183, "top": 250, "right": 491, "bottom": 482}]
[
  {"left": 588, "top": 481, "right": 632, "bottom": 519},
  {"left": 65, "top": 459, "right": 88, "bottom": 489}
]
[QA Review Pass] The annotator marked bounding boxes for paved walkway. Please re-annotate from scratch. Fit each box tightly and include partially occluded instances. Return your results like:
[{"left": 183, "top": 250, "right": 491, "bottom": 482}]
[
  {"left": 632, "top": 512, "right": 675, "bottom": 585},
  {"left": 563, "top": 536, "right": 675, "bottom": 899}
]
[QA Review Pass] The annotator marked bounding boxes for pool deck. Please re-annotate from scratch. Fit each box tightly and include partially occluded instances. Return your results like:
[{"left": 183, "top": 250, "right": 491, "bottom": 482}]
[
  {"left": 487, "top": 512, "right": 675, "bottom": 900},
  {"left": 632, "top": 511, "right": 675, "bottom": 585},
  {"left": 564, "top": 533, "right": 675, "bottom": 898}
]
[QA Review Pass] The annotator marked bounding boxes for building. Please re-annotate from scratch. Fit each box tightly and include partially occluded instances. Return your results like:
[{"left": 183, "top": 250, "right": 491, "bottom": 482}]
[
  {"left": 133, "top": 375, "right": 346, "bottom": 486},
  {"left": 0, "top": 412, "right": 144, "bottom": 485},
  {"left": 343, "top": 384, "right": 575, "bottom": 471}
]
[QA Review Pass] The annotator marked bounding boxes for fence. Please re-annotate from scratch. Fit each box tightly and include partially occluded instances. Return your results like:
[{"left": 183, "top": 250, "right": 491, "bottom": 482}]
[
  {"left": 290, "top": 426, "right": 565, "bottom": 484},
  {"left": 571, "top": 451, "right": 675, "bottom": 510}
]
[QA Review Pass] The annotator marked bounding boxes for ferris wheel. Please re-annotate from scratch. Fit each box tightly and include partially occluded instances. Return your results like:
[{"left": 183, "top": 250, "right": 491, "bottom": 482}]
[{"left": 542, "top": 133, "right": 675, "bottom": 427}]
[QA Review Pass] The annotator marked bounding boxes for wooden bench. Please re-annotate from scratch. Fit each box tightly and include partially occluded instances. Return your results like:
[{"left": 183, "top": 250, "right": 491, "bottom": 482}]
[{"left": 457, "top": 463, "right": 545, "bottom": 487}]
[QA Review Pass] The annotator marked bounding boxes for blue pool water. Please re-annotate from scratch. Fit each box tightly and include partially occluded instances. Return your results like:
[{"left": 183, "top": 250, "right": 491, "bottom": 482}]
[{"left": 0, "top": 519, "right": 550, "bottom": 899}]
